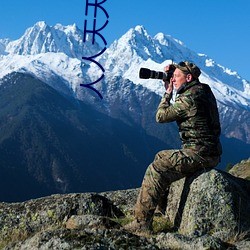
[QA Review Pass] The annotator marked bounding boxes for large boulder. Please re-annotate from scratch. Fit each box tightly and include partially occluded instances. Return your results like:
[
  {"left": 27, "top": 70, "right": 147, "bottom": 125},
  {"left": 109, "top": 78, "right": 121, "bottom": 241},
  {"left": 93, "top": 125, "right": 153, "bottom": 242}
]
[
  {"left": 0, "top": 193, "right": 124, "bottom": 248},
  {"left": 165, "top": 169, "right": 250, "bottom": 241}
]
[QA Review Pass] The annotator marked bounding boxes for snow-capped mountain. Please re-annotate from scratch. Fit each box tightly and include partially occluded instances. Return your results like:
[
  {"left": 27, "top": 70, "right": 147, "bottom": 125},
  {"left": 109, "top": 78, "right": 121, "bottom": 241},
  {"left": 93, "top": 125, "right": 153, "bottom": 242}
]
[
  {"left": 1, "top": 21, "right": 249, "bottom": 110},
  {"left": 4, "top": 21, "right": 101, "bottom": 58},
  {"left": 0, "top": 21, "right": 250, "bottom": 145},
  {"left": 0, "top": 21, "right": 102, "bottom": 94},
  {"left": 0, "top": 22, "right": 249, "bottom": 200},
  {"left": 99, "top": 25, "right": 250, "bottom": 109}
]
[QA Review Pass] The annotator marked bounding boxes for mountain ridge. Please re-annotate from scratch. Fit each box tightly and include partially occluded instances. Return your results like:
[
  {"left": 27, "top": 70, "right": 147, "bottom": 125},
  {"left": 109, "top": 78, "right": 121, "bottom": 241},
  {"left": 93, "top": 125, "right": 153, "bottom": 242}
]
[
  {"left": 0, "top": 72, "right": 169, "bottom": 202},
  {"left": 0, "top": 22, "right": 249, "bottom": 201},
  {"left": 4, "top": 21, "right": 102, "bottom": 59},
  {"left": 1, "top": 21, "right": 250, "bottom": 146},
  {"left": 100, "top": 25, "right": 250, "bottom": 109},
  {"left": 1, "top": 22, "right": 249, "bottom": 108}
]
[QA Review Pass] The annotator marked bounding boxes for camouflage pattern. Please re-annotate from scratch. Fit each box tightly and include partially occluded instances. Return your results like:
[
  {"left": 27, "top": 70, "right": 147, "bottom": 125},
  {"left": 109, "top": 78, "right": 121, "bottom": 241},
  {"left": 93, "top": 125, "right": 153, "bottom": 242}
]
[
  {"left": 156, "top": 80, "right": 222, "bottom": 157},
  {"left": 134, "top": 80, "right": 222, "bottom": 223},
  {"left": 134, "top": 149, "right": 220, "bottom": 222}
]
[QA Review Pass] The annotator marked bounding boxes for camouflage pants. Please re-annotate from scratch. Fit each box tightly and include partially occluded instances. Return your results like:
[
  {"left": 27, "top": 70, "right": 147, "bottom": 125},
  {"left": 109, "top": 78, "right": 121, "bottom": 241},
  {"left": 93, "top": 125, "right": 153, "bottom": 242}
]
[{"left": 134, "top": 149, "right": 220, "bottom": 222}]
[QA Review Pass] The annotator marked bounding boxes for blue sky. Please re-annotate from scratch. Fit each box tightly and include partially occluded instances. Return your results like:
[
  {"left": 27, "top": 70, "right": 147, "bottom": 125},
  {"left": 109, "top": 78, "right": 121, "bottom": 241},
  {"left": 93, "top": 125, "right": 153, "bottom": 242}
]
[{"left": 1, "top": 0, "right": 250, "bottom": 81}]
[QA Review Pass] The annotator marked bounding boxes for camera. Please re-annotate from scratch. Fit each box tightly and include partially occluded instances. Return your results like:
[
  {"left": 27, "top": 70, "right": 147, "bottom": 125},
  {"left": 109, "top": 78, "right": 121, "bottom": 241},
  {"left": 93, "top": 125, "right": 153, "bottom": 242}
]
[{"left": 139, "top": 64, "right": 176, "bottom": 82}]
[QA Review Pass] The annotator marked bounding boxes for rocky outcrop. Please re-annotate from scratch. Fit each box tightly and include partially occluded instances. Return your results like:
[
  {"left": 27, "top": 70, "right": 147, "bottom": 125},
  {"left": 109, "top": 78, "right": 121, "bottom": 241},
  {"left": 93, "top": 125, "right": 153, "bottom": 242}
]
[
  {"left": 1, "top": 169, "right": 250, "bottom": 249},
  {"left": 165, "top": 169, "right": 250, "bottom": 240},
  {"left": 229, "top": 158, "right": 250, "bottom": 180}
]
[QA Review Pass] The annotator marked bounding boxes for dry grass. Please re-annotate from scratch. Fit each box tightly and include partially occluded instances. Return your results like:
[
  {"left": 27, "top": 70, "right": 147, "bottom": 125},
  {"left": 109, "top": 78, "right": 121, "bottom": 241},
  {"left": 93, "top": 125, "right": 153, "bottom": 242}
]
[
  {"left": 225, "top": 230, "right": 250, "bottom": 245},
  {"left": 115, "top": 214, "right": 174, "bottom": 235}
]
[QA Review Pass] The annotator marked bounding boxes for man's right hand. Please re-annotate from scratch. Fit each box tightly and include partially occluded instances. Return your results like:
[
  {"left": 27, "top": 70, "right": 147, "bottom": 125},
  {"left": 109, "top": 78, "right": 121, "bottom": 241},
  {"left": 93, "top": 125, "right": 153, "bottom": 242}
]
[{"left": 163, "top": 65, "right": 174, "bottom": 94}]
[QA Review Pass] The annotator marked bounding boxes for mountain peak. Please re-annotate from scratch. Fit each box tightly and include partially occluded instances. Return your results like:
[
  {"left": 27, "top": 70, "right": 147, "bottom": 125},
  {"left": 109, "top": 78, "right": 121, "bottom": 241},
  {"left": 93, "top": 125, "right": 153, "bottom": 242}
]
[
  {"left": 4, "top": 22, "right": 101, "bottom": 59},
  {"left": 127, "top": 25, "right": 150, "bottom": 40},
  {"left": 154, "top": 32, "right": 184, "bottom": 47},
  {"left": 0, "top": 22, "right": 250, "bottom": 110},
  {"left": 54, "top": 22, "right": 79, "bottom": 34},
  {"left": 134, "top": 25, "right": 147, "bottom": 34},
  {"left": 34, "top": 21, "right": 48, "bottom": 29}
]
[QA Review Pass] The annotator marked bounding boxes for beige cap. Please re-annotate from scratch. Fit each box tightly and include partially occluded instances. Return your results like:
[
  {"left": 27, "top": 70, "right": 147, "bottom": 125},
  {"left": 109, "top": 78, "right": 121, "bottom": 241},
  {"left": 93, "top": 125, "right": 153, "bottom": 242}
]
[{"left": 175, "top": 61, "right": 201, "bottom": 79}]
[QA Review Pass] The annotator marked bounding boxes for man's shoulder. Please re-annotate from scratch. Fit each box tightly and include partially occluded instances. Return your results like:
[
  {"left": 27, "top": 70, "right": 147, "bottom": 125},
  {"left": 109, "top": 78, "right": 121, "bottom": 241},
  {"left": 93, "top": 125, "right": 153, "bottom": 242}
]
[
  {"left": 177, "top": 82, "right": 214, "bottom": 107},
  {"left": 187, "top": 82, "right": 212, "bottom": 96},
  {"left": 178, "top": 80, "right": 204, "bottom": 94}
]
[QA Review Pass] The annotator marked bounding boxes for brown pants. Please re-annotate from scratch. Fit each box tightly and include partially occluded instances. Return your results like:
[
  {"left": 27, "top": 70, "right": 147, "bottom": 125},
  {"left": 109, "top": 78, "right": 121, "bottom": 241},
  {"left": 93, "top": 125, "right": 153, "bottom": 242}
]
[{"left": 134, "top": 149, "right": 220, "bottom": 223}]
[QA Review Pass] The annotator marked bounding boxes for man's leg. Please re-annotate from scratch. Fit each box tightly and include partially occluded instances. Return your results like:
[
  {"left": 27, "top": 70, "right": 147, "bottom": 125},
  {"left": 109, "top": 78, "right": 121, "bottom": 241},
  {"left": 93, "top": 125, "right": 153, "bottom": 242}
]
[
  {"left": 125, "top": 149, "right": 220, "bottom": 232},
  {"left": 134, "top": 150, "right": 185, "bottom": 226}
]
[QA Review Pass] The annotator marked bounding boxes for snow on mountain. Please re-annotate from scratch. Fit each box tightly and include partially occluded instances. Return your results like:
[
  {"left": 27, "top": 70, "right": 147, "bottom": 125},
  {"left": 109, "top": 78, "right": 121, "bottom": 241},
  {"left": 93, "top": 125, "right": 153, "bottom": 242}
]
[
  {"left": 0, "top": 22, "right": 250, "bottom": 111},
  {"left": 0, "top": 21, "right": 103, "bottom": 93},
  {"left": 0, "top": 39, "right": 9, "bottom": 55},
  {"left": 5, "top": 21, "right": 101, "bottom": 59},
  {"left": 98, "top": 25, "right": 250, "bottom": 110},
  {"left": 0, "top": 52, "right": 85, "bottom": 93}
]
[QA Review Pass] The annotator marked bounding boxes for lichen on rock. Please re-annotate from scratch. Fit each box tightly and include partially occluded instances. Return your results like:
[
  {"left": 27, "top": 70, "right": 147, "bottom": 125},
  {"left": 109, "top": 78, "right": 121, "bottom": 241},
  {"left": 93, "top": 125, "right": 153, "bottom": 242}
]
[
  {"left": 1, "top": 168, "right": 250, "bottom": 249},
  {"left": 166, "top": 169, "right": 250, "bottom": 241}
]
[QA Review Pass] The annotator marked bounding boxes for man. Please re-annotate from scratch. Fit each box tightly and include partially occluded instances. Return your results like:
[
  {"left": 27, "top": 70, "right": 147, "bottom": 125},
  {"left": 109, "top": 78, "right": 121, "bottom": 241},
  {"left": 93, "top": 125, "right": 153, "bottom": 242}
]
[{"left": 124, "top": 61, "right": 222, "bottom": 233}]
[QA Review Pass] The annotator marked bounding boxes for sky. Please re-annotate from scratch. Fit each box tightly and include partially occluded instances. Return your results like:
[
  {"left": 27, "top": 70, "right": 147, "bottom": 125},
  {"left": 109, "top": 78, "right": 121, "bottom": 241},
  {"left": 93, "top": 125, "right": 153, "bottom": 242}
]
[{"left": 0, "top": 0, "right": 250, "bottom": 81}]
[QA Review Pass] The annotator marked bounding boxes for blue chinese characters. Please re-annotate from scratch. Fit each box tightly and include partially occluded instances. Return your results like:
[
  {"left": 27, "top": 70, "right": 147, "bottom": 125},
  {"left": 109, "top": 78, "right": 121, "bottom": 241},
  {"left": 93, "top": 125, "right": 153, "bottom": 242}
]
[{"left": 81, "top": 0, "right": 109, "bottom": 99}]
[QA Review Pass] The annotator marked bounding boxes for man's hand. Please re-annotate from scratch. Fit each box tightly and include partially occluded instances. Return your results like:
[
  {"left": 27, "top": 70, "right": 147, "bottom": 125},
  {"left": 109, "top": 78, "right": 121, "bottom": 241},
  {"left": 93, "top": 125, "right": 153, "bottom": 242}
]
[{"left": 163, "top": 65, "right": 173, "bottom": 94}]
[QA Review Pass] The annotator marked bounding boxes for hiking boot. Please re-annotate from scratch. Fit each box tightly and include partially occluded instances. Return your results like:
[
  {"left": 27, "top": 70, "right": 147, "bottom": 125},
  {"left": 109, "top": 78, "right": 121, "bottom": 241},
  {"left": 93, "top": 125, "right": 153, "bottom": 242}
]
[{"left": 124, "top": 219, "right": 152, "bottom": 234}]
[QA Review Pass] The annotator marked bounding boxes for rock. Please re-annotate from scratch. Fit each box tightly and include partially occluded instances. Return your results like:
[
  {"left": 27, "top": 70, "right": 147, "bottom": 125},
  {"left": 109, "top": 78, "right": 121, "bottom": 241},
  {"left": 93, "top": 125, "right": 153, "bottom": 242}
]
[
  {"left": 165, "top": 169, "right": 250, "bottom": 241},
  {"left": 101, "top": 188, "right": 140, "bottom": 215},
  {"left": 0, "top": 193, "right": 124, "bottom": 248},
  {"left": 1, "top": 168, "right": 250, "bottom": 249},
  {"left": 235, "top": 240, "right": 250, "bottom": 250},
  {"left": 229, "top": 158, "right": 250, "bottom": 180},
  {"left": 156, "top": 232, "right": 228, "bottom": 250},
  {"left": 4, "top": 228, "right": 161, "bottom": 250},
  {"left": 65, "top": 214, "right": 120, "bottom": 230}
]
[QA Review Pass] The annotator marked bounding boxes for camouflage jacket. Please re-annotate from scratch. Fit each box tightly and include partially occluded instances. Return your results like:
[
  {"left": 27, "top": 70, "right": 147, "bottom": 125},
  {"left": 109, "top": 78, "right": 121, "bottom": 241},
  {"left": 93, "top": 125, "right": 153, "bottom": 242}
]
[{"left": 156, "top": 80, "right": 222, "bottom": 157}]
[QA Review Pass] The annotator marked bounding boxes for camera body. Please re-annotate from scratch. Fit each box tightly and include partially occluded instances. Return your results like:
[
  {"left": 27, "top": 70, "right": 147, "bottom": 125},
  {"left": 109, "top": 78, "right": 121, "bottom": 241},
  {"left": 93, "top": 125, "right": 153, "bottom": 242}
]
[{"left": 139, "top": 64, "right": 176, "bottom": 82}]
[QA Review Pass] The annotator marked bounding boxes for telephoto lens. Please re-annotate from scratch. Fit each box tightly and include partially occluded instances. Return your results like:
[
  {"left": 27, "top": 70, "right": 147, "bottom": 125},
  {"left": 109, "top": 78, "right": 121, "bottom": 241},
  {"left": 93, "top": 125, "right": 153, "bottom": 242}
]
[
  {"left": 139, "top": 68, "right": 167, "bottom": 80},
  {"left": 139, "top": 65, "right": 176, "bottom": 82}
]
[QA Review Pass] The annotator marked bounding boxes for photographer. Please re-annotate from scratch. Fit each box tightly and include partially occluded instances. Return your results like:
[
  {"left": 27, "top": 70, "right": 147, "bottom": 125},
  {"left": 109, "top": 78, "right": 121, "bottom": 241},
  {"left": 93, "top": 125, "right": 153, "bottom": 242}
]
[{"left": 125, "top": 61, "right": 222, "bottom": 233}]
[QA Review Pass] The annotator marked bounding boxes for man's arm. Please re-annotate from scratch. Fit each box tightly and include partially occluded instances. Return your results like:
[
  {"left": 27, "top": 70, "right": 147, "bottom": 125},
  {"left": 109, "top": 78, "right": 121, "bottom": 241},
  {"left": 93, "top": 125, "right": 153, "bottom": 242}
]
[
  {"left": 156, "top": 93, "right": 194, "bottom": 123},
  {"left": 156, "top": 93, "right": 177, "bottom": 123}
]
